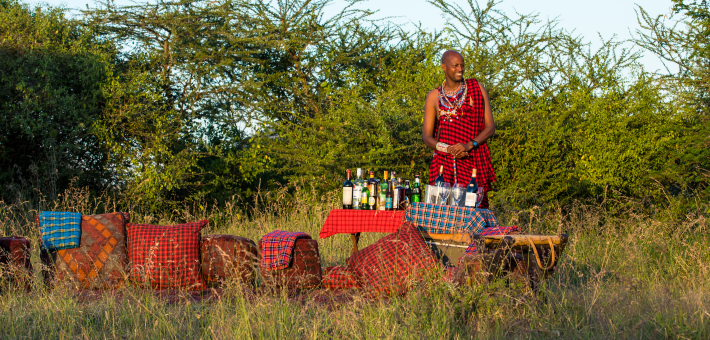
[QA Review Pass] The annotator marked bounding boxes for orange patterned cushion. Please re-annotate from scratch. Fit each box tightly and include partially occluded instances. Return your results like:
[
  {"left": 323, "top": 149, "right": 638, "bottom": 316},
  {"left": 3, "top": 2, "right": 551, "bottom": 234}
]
[{"left": 53, "top": 213, "right": 130, "bottom": 289}]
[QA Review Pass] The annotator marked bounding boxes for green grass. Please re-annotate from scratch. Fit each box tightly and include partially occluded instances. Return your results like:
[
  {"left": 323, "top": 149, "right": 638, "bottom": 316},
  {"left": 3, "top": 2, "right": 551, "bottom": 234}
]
[{"left": 0, "top": 186, "right": 708, "bottom": 339}]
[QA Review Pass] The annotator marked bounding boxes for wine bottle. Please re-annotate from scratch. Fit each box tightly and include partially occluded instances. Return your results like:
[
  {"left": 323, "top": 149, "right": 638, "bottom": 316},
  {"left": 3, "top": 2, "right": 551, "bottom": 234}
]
[
  {"left": 380, "top": 171, "right": 389, "bottom": 211},
  {"left": 394, "top": 178, "right": 404, "bottom": 210},
  {"left": 411, "top": 175, "right": 421, "bottom": 203},
  {"left": 465, "top": 168, "right": 479, "bottom": 208},
  {"left": 353, "top": 168, "right": 364, "bottom": 210},
  {"left": 342, "top": 169, "right": 354, "bottom": 209},
  {"left": 389, "top": 176, "right": 396, "bottom": 210},
  {"left": 367, "top": 171, "right": 377, "bottom": 210},
  {"left": 434, "top": 165, "right": 445, "bottom": 186}
]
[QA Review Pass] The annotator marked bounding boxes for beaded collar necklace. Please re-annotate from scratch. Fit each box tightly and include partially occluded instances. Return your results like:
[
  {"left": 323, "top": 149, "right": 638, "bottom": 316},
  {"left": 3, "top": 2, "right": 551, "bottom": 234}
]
[{"left": 438, "top": 79, "right": 467, "bottom": 122}]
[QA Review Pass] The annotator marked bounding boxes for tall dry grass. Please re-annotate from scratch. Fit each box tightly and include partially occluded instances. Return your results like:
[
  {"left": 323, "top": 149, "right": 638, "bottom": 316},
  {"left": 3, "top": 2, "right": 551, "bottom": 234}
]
[{"left": 0, "top": 184, "right": 708, "bottom": 339}]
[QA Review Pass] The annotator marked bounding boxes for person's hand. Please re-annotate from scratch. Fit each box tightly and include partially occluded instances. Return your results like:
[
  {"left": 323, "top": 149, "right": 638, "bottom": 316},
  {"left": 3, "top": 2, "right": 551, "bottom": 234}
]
[{"left": 447, "top": 143, "right": 468, "bottom": 158}]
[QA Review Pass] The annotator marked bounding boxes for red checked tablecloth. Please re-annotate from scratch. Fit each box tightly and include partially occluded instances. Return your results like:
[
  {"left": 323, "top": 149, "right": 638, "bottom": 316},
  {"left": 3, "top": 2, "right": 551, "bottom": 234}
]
[{"left": 319, "top": 210, "right": 406, "bottom": 239}]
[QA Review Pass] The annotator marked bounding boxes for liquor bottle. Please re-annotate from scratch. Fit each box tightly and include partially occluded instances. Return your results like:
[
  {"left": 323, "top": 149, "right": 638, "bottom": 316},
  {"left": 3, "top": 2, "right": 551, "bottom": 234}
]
[
  {"left": 465, "top": 168, "right": 479, "bottom": 208},
  {"left": 394, "top": 178, "right": 404, "bottom": 210},
  {"left": 361, "top": 185, "right": 369, "bottom": 210},
  {"left": 404, "top": 180, "right": 412, "bottom": 208},
  {"left": 434, "top": 165, "right": 445, "bottom": 186},
  {"left": 367, "top": 171, "right": 377, "bottom": 210},
  {"left": 411, "top": 175, "right": 421, "bottom": 203},
  {"left": 353, "top": 168, "right": 364, "bottom": 210},
  {"left": 342, "top": 169, "right": 354, "bottom": 209},
  {"left": 386, "top": 174, "right": 394, "bottom": 211},
  {"left": 390, "top": 177, "right": 399, "bottom": 210},
  {"left": 380, "top": 171, "right": 389, "bottom": 211}
]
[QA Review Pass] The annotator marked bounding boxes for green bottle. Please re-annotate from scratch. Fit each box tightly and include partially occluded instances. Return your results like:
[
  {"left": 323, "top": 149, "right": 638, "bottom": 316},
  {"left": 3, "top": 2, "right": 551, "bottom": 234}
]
[
  {"left": 379, "top": 171, "right": 389, "bottom": 211},
  {"left": 411, "top": 174, "right": 421, "bottom": 203}
]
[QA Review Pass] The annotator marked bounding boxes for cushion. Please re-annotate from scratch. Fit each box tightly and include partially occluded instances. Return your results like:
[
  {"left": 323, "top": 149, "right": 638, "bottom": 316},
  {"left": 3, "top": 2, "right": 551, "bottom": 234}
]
[
  {"left": 53, "top": 212, "right": 130, "bottom": 289},
  {"left": 346, "top": 222, "right": 437, "bottom": 297},
  {"left": 0, "top": 236, "right": 33, "bottom": 291},
  {"left": 259, "top": 238, "right": 322, "bottom": 289},
  {"left": 127, "top": 220, "right": 207, "bottom": 290},
  {"left": 322, "top": 266, "right": 360, "bottom": 291},
  {"left": 200, "top": 234, "right": 258, "bottom": 285}
]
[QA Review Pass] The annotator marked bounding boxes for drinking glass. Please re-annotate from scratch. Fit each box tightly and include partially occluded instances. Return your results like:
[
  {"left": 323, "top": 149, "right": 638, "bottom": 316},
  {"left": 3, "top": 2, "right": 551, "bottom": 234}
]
[
  {"left": 425, "top": 184, "right": 438, "bottom": 204},
  {"left": 451, "top": 184, "right": 466, "bottom": 206},
  {"left": 437, "top": 183, "right": 452, "bottom": 205},
  {"left": 476, "top": 187, "right": 484, "bottom": 207}
]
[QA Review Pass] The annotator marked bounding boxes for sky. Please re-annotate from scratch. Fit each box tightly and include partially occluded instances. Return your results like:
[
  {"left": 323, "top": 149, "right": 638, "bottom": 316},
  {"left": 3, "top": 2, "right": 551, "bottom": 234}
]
[{"left": 31, "top": 0, "right": 676, "bottom": 73}]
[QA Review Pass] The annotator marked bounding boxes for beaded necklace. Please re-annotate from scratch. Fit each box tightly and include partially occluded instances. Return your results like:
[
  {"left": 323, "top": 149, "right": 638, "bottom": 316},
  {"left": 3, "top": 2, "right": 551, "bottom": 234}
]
[{"left": 438, "top": 79, "right": 467, "bottom": 122}]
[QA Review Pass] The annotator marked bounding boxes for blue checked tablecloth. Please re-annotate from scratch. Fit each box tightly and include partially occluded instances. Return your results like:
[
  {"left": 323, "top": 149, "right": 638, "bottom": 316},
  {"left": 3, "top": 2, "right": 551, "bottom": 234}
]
[
  {"left": 404, "top": 202, "right": 499, "bottom": 235},
  {"left": 39, "top": 211, "right": 82, "bottom": 250}
]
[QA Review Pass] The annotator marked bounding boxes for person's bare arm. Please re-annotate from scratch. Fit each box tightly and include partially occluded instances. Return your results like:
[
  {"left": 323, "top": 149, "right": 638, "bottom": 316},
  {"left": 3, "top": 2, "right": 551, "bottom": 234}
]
[{"left": 422, "top": 90, "right": 440, "bottom": 151}]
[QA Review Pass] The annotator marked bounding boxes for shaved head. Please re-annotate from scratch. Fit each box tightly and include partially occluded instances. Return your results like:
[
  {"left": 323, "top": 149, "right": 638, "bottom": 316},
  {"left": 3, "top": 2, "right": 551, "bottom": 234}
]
[
  {"left": 440, "top": 50, "right": 465, "bottom": 83},
  {"left": 441, "top": 50, "right": 464, "bottom": 65}
]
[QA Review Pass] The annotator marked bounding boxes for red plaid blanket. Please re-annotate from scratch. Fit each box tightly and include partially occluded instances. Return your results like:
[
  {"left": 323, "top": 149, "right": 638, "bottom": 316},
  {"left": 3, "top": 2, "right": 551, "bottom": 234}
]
[{"left": 259, "top": 230, "right": 311, "bottom": 271}]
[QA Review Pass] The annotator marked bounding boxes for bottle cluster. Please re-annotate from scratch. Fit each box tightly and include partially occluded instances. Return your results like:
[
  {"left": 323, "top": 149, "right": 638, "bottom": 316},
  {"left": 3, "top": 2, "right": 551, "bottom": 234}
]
[{"left": 342, "top": 168, "right": 422, "bottom": 210}]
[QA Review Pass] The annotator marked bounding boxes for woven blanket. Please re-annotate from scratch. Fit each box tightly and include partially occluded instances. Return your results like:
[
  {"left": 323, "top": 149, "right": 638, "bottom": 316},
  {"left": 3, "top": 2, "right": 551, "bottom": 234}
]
[
  {"left": 463, "top": 226, "right": 521, "bottom": 255},
  {"left": 39, "top": 211, "right": 82, "bottom": 251},
  {"left": 404, "top": 202, "right": 498, "bottom": 234},
  {"left": 259, "top": 230, "right": 311, "bottom": 271}
]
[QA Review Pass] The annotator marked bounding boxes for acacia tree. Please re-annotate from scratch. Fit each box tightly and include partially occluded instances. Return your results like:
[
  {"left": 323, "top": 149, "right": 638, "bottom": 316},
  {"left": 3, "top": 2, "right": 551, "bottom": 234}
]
[{"left": 85, "top": 0, "right": 272, "bottom": 209}]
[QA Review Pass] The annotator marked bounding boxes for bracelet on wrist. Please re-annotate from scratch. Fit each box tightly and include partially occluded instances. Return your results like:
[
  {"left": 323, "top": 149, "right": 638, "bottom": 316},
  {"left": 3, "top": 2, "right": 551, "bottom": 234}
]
[{"left": 436, "top": 142, "right": 450, "bottom": 153}]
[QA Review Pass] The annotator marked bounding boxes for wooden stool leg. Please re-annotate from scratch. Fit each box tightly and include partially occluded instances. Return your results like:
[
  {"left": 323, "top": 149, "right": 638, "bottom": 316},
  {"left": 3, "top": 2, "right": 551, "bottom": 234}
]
[{"left": 350, "top": 233, "right": 361, "bottom": 256}]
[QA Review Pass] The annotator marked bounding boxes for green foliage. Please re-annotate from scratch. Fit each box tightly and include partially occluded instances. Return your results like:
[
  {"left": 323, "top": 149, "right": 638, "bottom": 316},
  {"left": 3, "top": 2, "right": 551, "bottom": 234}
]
[
  {"left": 0, "top": 0, "right": 116, "bottom": 200},
  {"left": 635, "top": 0, "right": 710, "bottom": 199},
  {"left": 85, "top": 0, "right": 268, "bottom": 210}
]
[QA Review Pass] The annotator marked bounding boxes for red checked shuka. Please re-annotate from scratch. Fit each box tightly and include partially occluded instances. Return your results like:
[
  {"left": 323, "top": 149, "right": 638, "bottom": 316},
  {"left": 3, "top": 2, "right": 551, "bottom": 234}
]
[{"left": 429, "top": 78, "right": 496, "bottom": 208}]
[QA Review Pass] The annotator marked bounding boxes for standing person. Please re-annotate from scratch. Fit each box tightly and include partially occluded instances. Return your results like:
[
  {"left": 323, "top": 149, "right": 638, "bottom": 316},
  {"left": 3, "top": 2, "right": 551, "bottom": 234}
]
[{"left": 422, "top": 50, "right": 496, "bottom": 208}]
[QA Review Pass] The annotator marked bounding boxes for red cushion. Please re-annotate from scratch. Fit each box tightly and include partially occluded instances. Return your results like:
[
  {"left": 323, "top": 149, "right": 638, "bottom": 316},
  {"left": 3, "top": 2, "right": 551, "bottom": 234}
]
[
  {"left": 346, "top": 222, "right": 437, "bottom": 297},
  {"left": 127, "top": 220, "right": 207, "bottom": 290}
]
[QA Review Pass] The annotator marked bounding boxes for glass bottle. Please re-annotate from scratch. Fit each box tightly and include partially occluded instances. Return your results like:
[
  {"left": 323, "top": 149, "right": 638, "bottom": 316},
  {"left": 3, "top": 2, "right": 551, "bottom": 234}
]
[
  {"left": 342, "top": 169, "right": 354, "bottom": 209},
  {"left": 411, "top": 175, "right": 421, "bottom": 203},
  {"left": 353, "top": 168, "right": 364, "bottom": 210},
  {"left": 465, "top": 168, "right": 479, "bottom": 208}
]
